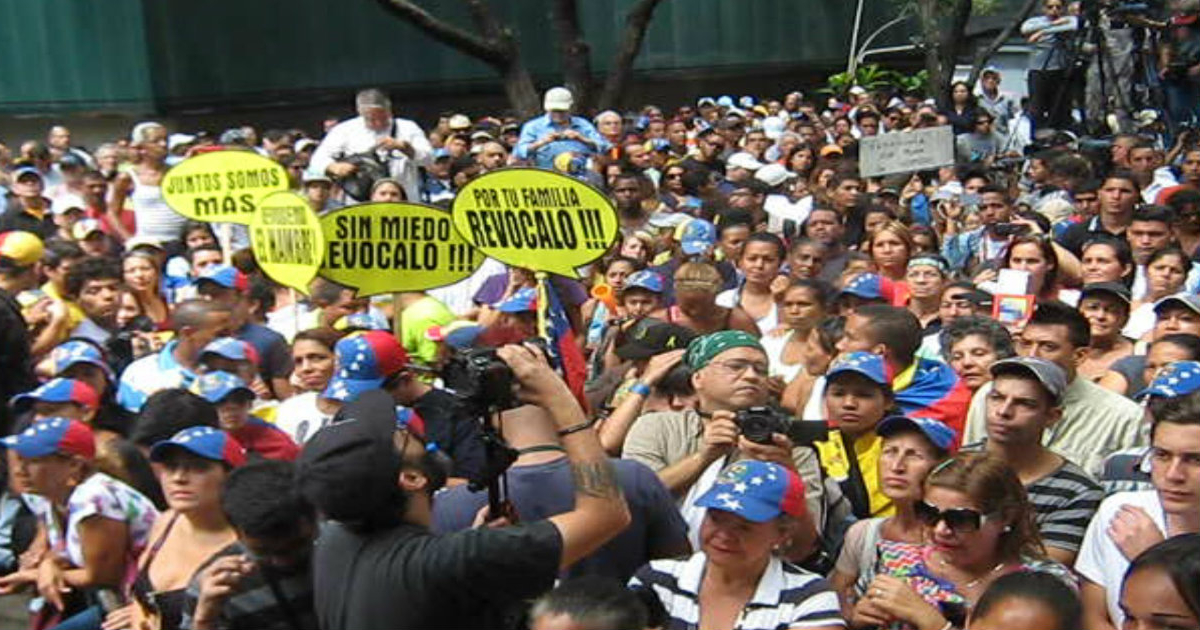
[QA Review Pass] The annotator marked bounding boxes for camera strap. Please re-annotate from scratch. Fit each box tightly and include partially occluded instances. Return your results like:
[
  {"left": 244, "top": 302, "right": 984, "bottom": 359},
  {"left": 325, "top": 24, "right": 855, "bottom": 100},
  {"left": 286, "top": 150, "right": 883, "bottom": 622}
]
[{"left": 838, "top": 432, "right": 873, "bottom": 520}]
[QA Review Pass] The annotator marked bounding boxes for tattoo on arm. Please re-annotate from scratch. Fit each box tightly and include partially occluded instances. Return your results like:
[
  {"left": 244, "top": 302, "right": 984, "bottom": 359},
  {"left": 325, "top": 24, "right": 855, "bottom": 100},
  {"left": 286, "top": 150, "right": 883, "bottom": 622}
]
[{"left": 571, "top": 461, "right": 624, "bottom": 500}]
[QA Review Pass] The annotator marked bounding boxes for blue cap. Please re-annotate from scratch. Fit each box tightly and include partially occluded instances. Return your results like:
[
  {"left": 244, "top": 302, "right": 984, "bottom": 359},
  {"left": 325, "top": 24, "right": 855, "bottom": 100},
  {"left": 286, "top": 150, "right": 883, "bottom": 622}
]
[
  {"left": 739, "top": 95, "right": 756, "bottom": 108},
  {"left": 1135, "top": 360, "right": 1200, "bottom": 400},
  {"left": 322, "top": 331, "right": 409, "bottom": 403},
  {"left": 149, "top": 426, "right": 246, "bottom": 467},
  {"left": 12, "top": 166, "right": 42, "bottom": 182},
  {"left": 839, "top": 273, "right": 895, "bottom": 301},
  {"left": 189, "top": 371, "right": 254, "bottom": 404},
  {"left": 444, "top": 325, "right": 483, "bottom": 350},
  {"left": 716, "top": 95, "right": 735, "bottom": 108},
  {"left": 695, "top": 460, "right": 807, "bottom": 523},
  {"left": 1, "top": 417, "right": 95, "bottom": 459},
  {"left": 334, "top": 312, "right": 389, "bottom": 331},
  {"left": 826, "top": 351, "right": 890, "bottom": 386},
  {"left": 49, "top": 340, "right": 115, "bottom": 383},
  {"left": 200, "top": 337, "right": 251, "bottom": 362},
  {"left": 624, "top": 270, "right": 665, "bottom": 294},
  {"left": 194, "top": 265, "right": 248, "bottom": 291},
  {"left": 11, "top": 378, "right": 99, "bottom": 410},
  {"left": 432, "top": 148, "right": 451, "bottom": 160},
  {"left": 680, "top": 218, "right": 716, "bottom": 256},
  {"left": 649, "top": 138, "right": 670, "bottom": 152},
  {"left": 495, "top": 287, "right": 538, "bottom": 313},
  {"left": 877, "top": 415, "right": 956, "bottom": 452}
]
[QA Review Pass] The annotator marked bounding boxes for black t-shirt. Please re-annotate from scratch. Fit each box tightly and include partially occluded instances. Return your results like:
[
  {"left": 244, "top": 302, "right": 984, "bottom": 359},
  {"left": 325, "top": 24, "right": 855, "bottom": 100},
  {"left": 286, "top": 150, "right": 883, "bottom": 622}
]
[
  {"left": 313, "top": 519, "right": 562, "bottom": 630},
  {"left": 411, "top": 388, "right": 486, "bottom": 481}
]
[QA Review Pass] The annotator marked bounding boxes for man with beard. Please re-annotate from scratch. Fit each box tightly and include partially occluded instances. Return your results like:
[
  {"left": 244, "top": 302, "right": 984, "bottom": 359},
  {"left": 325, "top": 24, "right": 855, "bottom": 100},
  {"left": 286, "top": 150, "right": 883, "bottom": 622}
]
[
  {"left": 611, "top": 172, "right": 650, "bottom": 235},
  {"left": 183, "top": 461, "right": 318, "bottom": 630},
  {"left": 63, "top": 256, "right": 121, "bottom": 345}
]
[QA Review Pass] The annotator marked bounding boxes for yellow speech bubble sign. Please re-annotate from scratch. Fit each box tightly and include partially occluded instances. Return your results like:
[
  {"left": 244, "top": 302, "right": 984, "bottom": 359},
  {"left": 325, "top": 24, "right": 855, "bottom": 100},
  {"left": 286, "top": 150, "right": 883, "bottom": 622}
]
[
  {"left": 451, "top": 168, "right": 619, "bottom": 277},
  {"left": 249, "top": 191, "right": 325, "bottom": 295},
  {"left": 161, "top": 150, "right": 289, "bottom": 224},
  {"left": 318, "top": 202, "right": 485, "bottom": 297}
]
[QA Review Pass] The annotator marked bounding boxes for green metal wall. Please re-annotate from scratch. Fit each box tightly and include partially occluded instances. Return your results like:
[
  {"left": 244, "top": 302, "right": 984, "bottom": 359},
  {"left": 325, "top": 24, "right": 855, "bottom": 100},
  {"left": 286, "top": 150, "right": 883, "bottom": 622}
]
[{"left": 0, "top": 0, "right": 904, "bottom": 114}]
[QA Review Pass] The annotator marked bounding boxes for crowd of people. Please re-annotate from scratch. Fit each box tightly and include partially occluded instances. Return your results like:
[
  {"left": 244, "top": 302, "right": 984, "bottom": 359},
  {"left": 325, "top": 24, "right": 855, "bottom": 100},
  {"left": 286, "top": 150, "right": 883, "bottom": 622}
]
[{"left": 0, "top": 71, "right": 1198, "bottom": 630}]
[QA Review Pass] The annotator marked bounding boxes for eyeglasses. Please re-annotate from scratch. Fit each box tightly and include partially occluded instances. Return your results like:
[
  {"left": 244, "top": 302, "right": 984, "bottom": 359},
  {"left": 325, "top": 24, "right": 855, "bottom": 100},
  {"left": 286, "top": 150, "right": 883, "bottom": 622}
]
[
  {"left": 914, "top": 500, "right": 995, "bottom": 533},
  {"left": 709, "top": 359, "right": 770, "bottom": 377},
  {"left": 665, "top": 173, "right": 683, "bottom": 180}
]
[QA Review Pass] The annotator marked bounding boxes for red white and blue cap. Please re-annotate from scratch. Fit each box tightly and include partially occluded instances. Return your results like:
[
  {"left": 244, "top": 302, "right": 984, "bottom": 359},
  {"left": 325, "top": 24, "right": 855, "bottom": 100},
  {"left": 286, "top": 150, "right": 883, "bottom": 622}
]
[
  {"left": 1135, "top": 360, "right": 1200, "bottom": 400},
  {"left": 495, "top": 287, "right": 538, "bottom": 313},
  {"left": 194, "top": 264, "right": 249, "bottom": 291},
  {"left": 11, "top": 378, "right": 100, "bottom": 411},
  {"left": 680, "top": 218, "right": 717, "bottom": 256},
  {"left": 200, "top": 337, "right": 255, "bottom": 363},
  {"left": 322, "top": 331, "right": 410, "bottom": 403},
  {"left": 623, "top": 270, "right": 665, "bottom": 294},
  {"left": 49, "top": 340, "right": 114, "bottom": 383},
  {"left": 2, "top": 417, "right": 95, "bottom": 459},
  {"left": 877, "top": 415, "right": 956, "bottom": 452},
  {"left": 827, "top": 351, "right": 890, "bottom": 387},
  {"left": 839, "top": 273, "right": 895, "bottom": 302},
  {"left": 189, "top": 371, "right": 255, "bottom": 404},
  {"left": 695, "top": 460, "right": 807, "bottom": 522},
  {"left": 395, "top": 407, "right": 428, "bottom": 440},
  {"left": 149, "top": 426, "right": 247, "bottom": 467}
]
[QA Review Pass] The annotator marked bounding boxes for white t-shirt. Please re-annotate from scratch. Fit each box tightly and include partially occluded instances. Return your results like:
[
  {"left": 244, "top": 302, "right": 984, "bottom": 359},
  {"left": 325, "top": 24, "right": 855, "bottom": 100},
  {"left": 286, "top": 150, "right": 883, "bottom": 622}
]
[
  {"left": 760, "top": 330, "right": 804, "bottom": 383},
  {"left": 716, "top": 288, "right": 778, "bottom": 333},
  {"left": 274, "top": 392, "right": 335, "bottom": 444},
  {"left": 1075, "top": 490, "right": 1168, "bottom": 628}
]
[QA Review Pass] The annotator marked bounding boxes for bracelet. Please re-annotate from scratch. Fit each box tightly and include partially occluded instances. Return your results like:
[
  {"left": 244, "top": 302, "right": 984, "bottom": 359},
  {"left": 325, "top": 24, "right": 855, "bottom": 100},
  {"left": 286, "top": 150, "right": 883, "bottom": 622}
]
[
  {"left": 629, "top": 381, "right": 651, "bottom": 397},
  {"left": 557, "top": 420, "right": 594, "bottom": 437}
]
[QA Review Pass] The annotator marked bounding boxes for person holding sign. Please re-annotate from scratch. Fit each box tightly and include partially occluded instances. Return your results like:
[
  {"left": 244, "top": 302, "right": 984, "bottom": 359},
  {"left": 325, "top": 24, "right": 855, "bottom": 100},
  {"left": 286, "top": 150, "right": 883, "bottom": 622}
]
[
  {"left": 514, "top": 87, "right": 610, "bottom": 170},
  {"left": 309, "top": 88, "right": 433, "bottom": 202}
]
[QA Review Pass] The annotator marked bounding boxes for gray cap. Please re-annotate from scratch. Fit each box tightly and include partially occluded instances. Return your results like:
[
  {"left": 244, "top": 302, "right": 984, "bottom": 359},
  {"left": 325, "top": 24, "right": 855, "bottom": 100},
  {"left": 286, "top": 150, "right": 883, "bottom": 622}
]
[
  {"left": 1080, "top": 281, "right": 1132, "bottom": 305},
  {"left": 989, "top": 357, "right": 1067, "bottom": 405},
  {"left": 1154, "top": 292, "right": 1200, "bottom": 316}
]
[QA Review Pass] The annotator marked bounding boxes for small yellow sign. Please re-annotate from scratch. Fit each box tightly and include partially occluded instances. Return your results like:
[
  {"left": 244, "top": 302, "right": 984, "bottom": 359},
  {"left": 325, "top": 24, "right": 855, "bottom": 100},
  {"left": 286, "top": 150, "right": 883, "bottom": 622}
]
[{"left": 249, "top": 191, "right": 325, "bottom": 295}]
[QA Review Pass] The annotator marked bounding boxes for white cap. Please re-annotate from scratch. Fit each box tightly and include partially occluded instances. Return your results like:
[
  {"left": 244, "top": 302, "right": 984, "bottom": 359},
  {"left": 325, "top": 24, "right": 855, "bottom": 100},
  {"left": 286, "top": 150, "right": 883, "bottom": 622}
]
[
  {"left": 762, "top": 117, "right": 786, "bottom": 140},
  {"left": 647, "top": 212, "right": 691, "bottom": 229},
  {"left": 168, "top": 133, "right": 197, "bottom": 152},
  {"left": 543, "top": 87, "right": 574, "bottom": 112},
  {"left": 448, "top": 114, "right": 472, "bottom": 130},
  {"left": 755, "top": 164, "right": 796, "bottom": 188},
  {"left": 849, "top": 86, "right": 868, "bottom": 96},
  {"left": 726, "top": 152, "right": 765, "bottom": 172},
  {"left": 50, "top": 194, "right": 87, "bottom": 216},
  {"left": 294, "top": 138, "right": 318, "bottom": 153}
]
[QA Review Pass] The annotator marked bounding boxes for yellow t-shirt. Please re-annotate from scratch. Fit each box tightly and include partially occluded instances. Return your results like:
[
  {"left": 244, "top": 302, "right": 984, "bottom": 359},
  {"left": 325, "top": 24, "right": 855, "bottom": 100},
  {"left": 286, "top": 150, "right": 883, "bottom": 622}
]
[{"left": 815, "top": 429, "right": 894, "bottom": 518}]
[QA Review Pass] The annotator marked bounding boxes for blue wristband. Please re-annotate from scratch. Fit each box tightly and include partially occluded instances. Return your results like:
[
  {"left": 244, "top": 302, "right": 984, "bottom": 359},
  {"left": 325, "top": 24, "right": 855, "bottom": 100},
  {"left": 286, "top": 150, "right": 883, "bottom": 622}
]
[{"left": 630, "top": 382, "right": 651, "bottom": 397}]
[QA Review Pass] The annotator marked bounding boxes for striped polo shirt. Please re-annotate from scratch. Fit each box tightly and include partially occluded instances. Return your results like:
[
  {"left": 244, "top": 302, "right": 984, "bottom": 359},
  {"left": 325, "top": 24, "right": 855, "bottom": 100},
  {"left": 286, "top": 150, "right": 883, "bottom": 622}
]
[{"left": 630, "top": 552, "right": 845, "bottom": 629}]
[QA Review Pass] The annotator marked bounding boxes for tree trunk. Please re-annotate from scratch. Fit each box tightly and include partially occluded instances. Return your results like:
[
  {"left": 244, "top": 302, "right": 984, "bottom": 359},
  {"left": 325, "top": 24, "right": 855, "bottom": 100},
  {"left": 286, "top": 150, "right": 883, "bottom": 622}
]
[
  {"left": 596, "top": 0, "right": 666, "bottom": 112},
  {"left": 916, "top": 0, "right": 949, "bottom": 108},
  {"left": 501, "top": 56, "right": 542, "bottom": 118},
  {"left": 551, "top": 0, "right": 595, "bottom": 111}
]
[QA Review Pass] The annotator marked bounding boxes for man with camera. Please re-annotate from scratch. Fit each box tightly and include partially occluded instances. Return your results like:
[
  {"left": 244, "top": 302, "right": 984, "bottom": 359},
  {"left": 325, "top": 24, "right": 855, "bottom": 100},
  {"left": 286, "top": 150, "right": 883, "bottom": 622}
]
[
  {"left": 622, "top": 331, "right": 825, "bottom": 543},
  {"left": 514, "top": 87, "right": 609, "bottom": 170},
  {"left": 1160, "top": 2, "right": 1200, "bottom": 133},
  {"left": 296, "top": 343, "right": 631, "bottom": 629},
  {"left": 940, "top": 184, "right": 1016, "bottom": 273},
  {"left": 309, "top": 88, "right": 433, "bottom": 202}
]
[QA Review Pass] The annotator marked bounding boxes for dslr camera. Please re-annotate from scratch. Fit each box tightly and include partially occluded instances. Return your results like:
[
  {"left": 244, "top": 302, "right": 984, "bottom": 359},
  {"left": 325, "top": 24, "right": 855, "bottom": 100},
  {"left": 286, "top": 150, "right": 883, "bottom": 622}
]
[
  {"left": 441, "top": 338, "right": 551, "bottom": 414},
  {"left": 735, "top": 406, "right": 829, "bottom": 446}
]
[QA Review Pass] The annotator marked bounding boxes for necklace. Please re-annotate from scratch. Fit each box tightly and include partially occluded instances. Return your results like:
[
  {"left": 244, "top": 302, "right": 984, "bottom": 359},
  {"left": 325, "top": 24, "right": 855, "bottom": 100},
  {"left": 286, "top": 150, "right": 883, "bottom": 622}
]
[{"left": 936, "top": 553, "right": 1005, "bottom": 589}]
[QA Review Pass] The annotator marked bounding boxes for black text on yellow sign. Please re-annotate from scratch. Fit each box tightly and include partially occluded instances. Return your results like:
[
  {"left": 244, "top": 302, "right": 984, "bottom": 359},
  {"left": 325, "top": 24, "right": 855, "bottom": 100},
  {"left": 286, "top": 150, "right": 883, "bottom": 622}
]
[
  {"left": 249, "top": 191, "right": 325, "bottom": 294},
  {"left": 317, "top": 202, "right": 484, "bottom": 296},
  {"left": 162, "top": 150, "right": 290, "bottom": 224},
  {"left": 451, "top": 168, "right": 620, "bottom": 277}
]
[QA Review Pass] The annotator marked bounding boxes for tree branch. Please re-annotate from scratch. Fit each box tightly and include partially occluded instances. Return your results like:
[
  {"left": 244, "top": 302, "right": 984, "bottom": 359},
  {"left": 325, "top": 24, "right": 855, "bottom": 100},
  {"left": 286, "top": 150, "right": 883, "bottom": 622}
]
[
  {"left": 965, "top": 0, "right": 1042, "bottom": 87},
  {"left": 596, "top": 0, "right": 668, "bottom": 111},
  {"left": 374, "top": 0, "right": 508, "bottom": 65},
  {"left": 552, "top": 0, "right": 595, "bottom": 108}
]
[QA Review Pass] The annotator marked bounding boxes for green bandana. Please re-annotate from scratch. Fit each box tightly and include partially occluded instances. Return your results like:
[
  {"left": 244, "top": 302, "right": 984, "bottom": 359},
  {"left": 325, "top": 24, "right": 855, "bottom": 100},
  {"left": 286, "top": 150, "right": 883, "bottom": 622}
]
[{"left": 685, "top": 330, "right": 764, "bottom": 370}]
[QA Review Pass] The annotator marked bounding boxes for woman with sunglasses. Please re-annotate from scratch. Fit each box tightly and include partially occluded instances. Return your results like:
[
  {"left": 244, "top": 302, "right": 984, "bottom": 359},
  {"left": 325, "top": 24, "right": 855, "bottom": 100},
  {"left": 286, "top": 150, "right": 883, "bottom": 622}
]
[
  {"left": 1117, "top": 535, "right": 1200, "bottom": 630},
  {"left": 830, "top": 416, "right": 952, "bottom": 619},
  {"left": 104, "top": 427, "right": 244, "bottom": 630},
  {"left": 854, "top": 453, "right": 1073, "bottom": 630}
]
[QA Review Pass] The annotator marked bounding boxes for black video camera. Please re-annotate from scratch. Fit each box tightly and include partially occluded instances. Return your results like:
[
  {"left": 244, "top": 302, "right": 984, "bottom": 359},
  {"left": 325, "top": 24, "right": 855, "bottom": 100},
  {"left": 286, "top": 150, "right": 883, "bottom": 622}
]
[
  {"left": 735, "top": 406, "right": 829, "bottom": 446},
  {"left": 990, "top": 222, "right": 1032, "bottom": 238},
  {"left": 441, "top": 338, "right": 551, "bottom": 414}
]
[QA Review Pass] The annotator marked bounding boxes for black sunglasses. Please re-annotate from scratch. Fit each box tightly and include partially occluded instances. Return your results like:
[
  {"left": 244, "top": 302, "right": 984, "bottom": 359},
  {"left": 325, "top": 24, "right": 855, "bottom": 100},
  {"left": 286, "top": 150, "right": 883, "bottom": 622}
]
[{"left": 915, "top": 500, "right": 994, "bottom": 533}]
